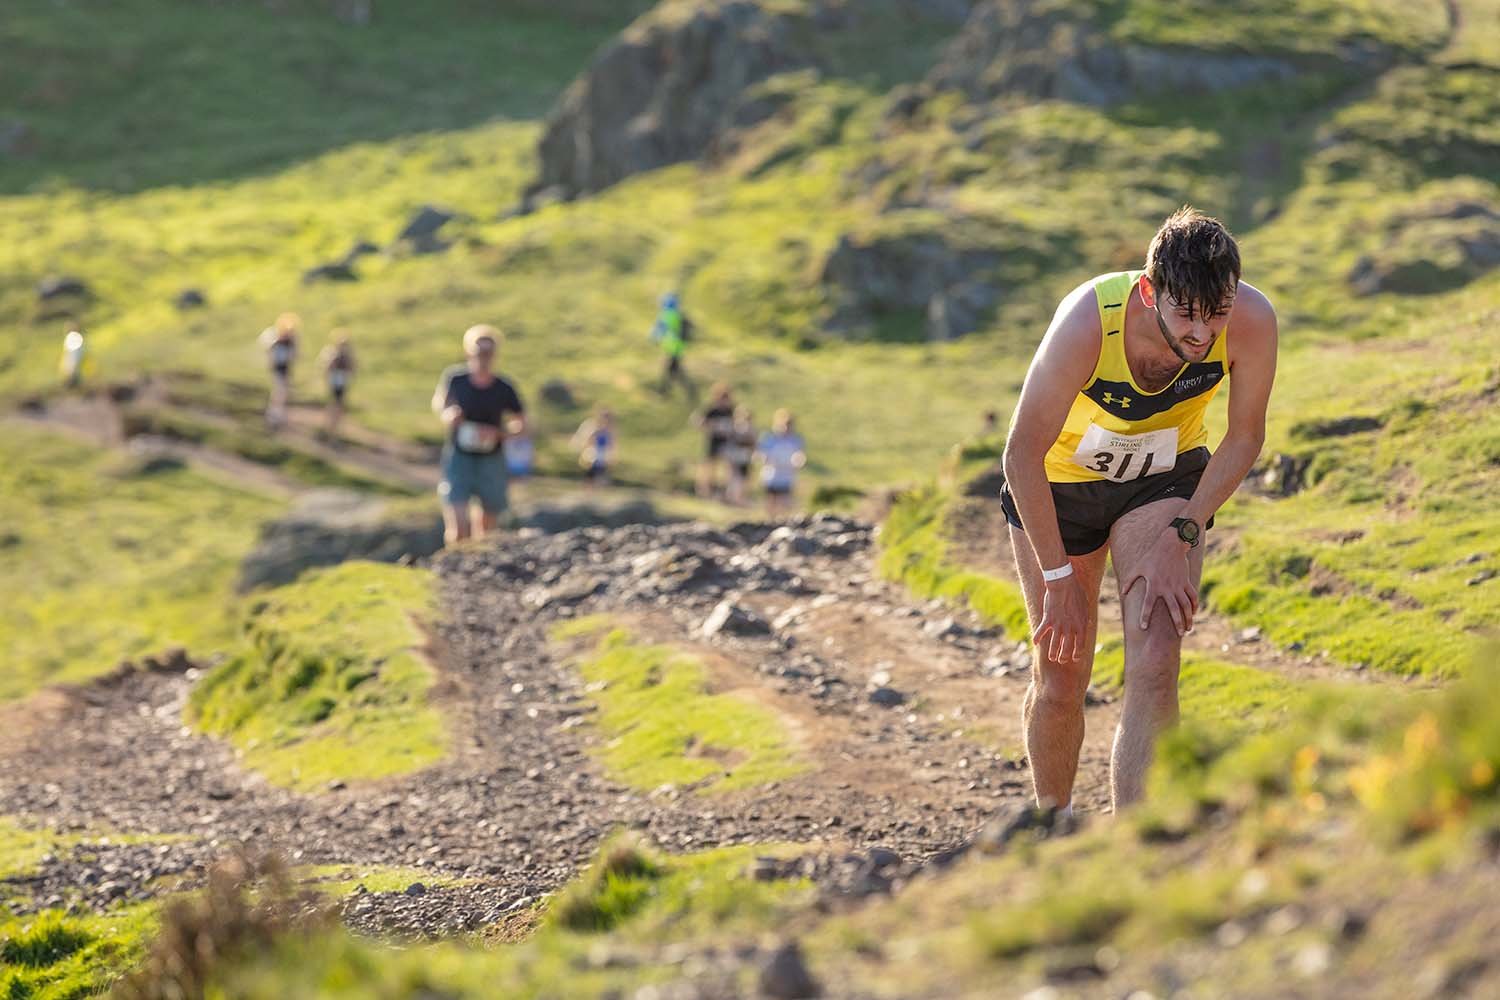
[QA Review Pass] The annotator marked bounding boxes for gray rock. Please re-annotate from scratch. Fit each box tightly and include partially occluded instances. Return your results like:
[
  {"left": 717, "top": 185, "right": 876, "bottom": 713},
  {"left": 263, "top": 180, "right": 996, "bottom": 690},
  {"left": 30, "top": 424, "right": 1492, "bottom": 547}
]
[
  {"left": 820, "top": 226, "right": 1000, "bottom": 340},
  {"left": 395, "top": 206, "right": 454, "bottom": 254},
  {"left": 925, "top": 0, "right": 1313, "bottom": 110},
  {"left": 174, "top": 288, "right": 207, "bottom": 310},
  {"left": 539, "top": 379, "right": 577, "bottom": 409},
  {"left": 37, "top": 276, "right": 89, "bottom": 301},
  {"left": 867, "top": 686, "right": 905, "bottom": 708},
  {"left": 926, "top": 280, "right": 999, "bottom": 340},
  {"left": 302, "top": 262, "right": 359, "bottom": 284},
  {"left": 341, "top": 239, "right": 381, "bottom": 265},
  {"left": 759, "top": 940, "right": 821, "bottom": 999},
  {"left": 1348, "top": 199, "right": 1500, "bottom": 295},
  {"left": 702, "top": 599, "right": 771, "bottom": 638},
  {"left": 531, "top": 1, "right": 811, "bottom": 199},
  {"left": 397, "top": 206, "right": 454, "bottom": 242}
]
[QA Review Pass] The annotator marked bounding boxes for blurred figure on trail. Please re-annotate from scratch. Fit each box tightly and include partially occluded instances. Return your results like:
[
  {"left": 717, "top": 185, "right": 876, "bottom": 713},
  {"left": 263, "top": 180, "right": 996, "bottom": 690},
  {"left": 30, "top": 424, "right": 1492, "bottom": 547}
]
[
  {"left": 59, "top": 325, "right": 87, "bottom": 389},
  {"left": 432, "top": 324, "right": 527, "bottom": 546},
  {"left": 723, "top": 405, "right": 757, "bottom": 506},
  {"left": 317, "top": 329, "right": 356, "bottom": 438},
  {"left": 982, "top": 409, "right": 1000, "bottom": 436},
  {"left": 757, "top": 409, "right": 806, "bottom": 519},
  {"left": 650, "top": 291, "right": 697, "bottom": 399},
  {"left": 693, "top": 383, "right": 736, "bottom": 498},
  {"left": 504, "top": 431, "right": 535, "bottom": 481},
  {"left": 257, "top": 312, "right": 299, "bottom": 429},
  {"left": 572, "top": 407, "right": 617, "bottom": 490}
]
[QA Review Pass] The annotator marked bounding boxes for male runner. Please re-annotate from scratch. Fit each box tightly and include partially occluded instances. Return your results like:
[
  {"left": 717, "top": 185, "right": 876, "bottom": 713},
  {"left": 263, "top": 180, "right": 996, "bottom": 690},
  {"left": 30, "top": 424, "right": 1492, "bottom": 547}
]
[{"left": 1000, "top": 207, "right": 1277, "bottom": 812}]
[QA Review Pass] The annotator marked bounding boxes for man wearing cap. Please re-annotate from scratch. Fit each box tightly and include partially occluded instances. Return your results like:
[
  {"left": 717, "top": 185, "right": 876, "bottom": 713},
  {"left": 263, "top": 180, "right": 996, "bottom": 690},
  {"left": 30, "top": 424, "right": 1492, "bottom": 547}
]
[{"left": 431, "top": 324, "right": 527, "bottom": 545}]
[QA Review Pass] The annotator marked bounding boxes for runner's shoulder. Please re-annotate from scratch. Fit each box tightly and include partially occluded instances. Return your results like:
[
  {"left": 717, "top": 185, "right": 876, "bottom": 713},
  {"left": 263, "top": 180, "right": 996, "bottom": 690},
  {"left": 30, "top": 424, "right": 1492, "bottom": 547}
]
[
  {"left": 1231, "top": 280, "right": 1277, "bottom": 333},
  {"left": 1032, "top": 278, "right": 1106, "bottom": 380}
]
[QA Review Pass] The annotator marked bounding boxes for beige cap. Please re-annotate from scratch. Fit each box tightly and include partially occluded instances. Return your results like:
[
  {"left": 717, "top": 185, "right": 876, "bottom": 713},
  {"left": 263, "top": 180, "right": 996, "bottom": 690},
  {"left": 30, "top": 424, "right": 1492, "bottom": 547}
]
[{"left": 463, "top": 324, "right": 501, "bottom": 355}]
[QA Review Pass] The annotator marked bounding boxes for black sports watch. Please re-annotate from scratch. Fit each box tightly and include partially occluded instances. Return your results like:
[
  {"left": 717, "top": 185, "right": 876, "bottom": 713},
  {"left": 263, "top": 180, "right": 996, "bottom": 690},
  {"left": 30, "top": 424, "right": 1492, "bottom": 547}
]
[{"left": 1171, "top": 516, "right": 1202, "bottom": 548}]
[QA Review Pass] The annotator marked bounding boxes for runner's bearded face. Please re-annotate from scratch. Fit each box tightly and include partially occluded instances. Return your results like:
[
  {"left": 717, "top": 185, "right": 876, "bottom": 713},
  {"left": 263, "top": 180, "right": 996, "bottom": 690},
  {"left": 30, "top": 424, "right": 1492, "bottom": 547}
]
[{"left": 1153, "top": 291, "right": 1233, "bottom": 365}]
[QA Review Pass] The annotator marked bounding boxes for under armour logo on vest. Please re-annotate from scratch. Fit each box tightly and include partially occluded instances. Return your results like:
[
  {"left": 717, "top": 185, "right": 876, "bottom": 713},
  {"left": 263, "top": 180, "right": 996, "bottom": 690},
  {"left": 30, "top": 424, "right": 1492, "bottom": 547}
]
[{"left": 1102, "top": 392, "right": 1131, "bottom": 408}]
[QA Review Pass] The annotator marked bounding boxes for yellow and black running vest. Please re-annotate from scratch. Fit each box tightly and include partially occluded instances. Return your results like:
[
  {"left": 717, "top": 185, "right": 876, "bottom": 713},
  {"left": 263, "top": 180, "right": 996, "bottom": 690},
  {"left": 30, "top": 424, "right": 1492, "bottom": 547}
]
[{"left": 1042, "top": 270, "right": 1229, "bottom": 484}]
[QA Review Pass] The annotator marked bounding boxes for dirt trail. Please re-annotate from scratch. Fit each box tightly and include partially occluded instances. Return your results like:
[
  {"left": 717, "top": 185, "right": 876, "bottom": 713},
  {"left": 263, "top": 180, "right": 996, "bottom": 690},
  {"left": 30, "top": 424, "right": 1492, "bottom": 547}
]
[{"left": 0, "top": 515, "right": 1118, "bottom": 936}]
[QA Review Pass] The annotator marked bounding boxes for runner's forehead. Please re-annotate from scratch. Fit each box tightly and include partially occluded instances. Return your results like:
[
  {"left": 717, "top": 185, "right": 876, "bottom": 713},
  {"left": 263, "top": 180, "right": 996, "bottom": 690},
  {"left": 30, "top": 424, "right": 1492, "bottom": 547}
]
[{"left": 1163, "top": 288, "right": 1236, "bottom": 314}]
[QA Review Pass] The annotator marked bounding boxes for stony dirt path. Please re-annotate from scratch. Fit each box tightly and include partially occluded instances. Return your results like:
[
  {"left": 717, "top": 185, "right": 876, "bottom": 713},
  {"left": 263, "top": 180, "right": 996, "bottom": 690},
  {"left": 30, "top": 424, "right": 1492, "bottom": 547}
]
[{"left": 0, "top": 515, "right": 1117, "bottom": 938}]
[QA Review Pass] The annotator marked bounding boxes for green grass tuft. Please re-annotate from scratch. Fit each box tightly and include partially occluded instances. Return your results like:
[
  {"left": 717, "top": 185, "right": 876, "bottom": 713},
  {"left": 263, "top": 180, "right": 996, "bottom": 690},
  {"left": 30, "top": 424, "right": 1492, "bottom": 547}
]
[
  {"left": 188, "top": 562, "right": 447, "bottom": 789},
  {"left": 0, "top": 905, "right": 157, "bottom": 999},
  {"left": 553, "top": 623, "right": 804, "bottom": 793},
  {"left": 878, "top": 485, "right": 1030, "bottom": 639}
]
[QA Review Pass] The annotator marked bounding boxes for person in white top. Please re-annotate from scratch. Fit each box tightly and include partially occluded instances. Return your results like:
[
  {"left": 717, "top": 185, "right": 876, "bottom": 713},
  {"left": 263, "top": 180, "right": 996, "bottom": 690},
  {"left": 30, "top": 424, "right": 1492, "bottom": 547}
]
[
  {"left": 257, "top": 312, "right": 300, "bottom": 429},
  {"left": 60, "top": 326, "right": 86, "bottom": 389}
]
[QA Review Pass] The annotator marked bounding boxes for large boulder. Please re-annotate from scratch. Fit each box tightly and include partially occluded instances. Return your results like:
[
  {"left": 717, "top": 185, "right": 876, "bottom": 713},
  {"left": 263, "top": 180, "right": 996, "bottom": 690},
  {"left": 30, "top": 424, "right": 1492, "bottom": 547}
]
[
  {"left": 1348, "top": 198, "right": 1500, "bottom": 296},
  {"left": 820, "top": 223, "right": 1000, "bottom": 340},
  {"left": 907, "top": 0, "right": 1365, "bottom": 113},
  {"left": 530, "top": 0, "right": 811, "bottom": 200}
]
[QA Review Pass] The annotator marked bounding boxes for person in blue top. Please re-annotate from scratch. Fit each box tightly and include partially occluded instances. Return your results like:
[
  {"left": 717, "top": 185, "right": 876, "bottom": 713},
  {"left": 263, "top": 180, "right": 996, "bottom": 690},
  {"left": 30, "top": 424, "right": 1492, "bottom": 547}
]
[
  {"left": 649, "top": 291, "right": 697, "bottom": 399},
  {"left": 572, "top": 407, "right": 617, "bottom": 489},
  {"left": 756, "top": 408, "right": 806, "bottom": 519}
]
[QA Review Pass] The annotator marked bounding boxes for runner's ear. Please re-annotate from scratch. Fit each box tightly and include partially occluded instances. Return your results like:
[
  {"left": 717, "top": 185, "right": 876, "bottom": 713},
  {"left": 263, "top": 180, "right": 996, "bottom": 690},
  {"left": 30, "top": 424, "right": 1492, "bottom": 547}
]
[{"left": 1137, "top": 274, "right": 1156, "bottom": 308}]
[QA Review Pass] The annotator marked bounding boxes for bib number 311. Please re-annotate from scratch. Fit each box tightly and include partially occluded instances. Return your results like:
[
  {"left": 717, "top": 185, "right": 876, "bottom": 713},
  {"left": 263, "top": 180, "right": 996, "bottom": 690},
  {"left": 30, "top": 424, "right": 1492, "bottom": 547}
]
[{"left": 1069, "top": 424, "right": 1178, "bottom": 482}]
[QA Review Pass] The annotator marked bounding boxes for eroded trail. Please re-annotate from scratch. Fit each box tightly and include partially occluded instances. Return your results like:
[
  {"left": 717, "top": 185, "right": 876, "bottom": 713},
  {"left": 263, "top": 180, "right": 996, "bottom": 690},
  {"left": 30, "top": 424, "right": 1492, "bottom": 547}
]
[{"left": 0, "top": 516, "right": 1123, "bottom": 936}]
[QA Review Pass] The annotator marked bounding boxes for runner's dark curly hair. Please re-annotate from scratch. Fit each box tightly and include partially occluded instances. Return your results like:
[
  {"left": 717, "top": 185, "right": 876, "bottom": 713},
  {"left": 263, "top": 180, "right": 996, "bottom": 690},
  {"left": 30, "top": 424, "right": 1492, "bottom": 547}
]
[{"left": 1144, "top": 207, "right": 1241, "bottom": 320}]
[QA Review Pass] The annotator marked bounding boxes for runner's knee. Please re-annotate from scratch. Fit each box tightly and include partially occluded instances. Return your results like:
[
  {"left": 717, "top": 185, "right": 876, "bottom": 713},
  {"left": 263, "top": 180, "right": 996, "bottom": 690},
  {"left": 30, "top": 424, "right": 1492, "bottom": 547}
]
[{"left": 1033, "top": 655, "right": 1091, "bottom": 705}]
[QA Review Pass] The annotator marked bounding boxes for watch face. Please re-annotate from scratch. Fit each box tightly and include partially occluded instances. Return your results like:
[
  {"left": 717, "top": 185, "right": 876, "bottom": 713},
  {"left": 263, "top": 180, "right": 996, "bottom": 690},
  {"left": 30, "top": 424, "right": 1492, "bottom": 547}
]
[{"left": 1176, "top": 518, "right": 1200, "bottom": 544}]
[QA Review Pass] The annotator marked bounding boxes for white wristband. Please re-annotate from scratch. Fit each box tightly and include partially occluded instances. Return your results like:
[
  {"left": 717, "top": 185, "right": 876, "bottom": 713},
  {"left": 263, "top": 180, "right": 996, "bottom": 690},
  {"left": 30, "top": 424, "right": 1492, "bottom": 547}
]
[{"left": 1041, "top": 562, "right": 1074, "bottom": 583}]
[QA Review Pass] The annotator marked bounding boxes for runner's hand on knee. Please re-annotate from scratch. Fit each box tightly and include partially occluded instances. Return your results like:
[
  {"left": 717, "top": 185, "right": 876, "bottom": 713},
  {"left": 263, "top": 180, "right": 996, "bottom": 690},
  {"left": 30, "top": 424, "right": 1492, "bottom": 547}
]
[
  {"left": 1129, "top": 538, "right": 1197, "bottom": 636},
  {"left": 1033, "top": 572, "right": 1089, "bottom": 663}
]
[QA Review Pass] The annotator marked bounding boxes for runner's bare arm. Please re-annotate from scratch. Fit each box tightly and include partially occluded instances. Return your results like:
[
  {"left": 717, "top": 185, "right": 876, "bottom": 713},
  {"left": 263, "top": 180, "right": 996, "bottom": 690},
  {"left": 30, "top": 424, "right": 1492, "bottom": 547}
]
[
  {"left": 1177, "top": 282, "right": 1278, "bottom": 530},
  {"left": 1001, "top": 283, "right": 1103, "bottom": 571},
  {"left": 1003, "top": 284, "right": 1102, "bottom": 663}
]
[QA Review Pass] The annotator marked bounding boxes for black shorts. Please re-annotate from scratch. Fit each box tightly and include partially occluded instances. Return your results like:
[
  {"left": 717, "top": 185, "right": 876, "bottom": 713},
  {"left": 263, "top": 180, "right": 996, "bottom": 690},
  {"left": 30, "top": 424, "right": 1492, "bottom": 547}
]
[
  {"left": 706, "top": 435, "right": 728, "bottom": 459},
  {"left": 765, "top": 482, "right": 792, "bottom": 497},
  {"left": 1000, "top": 446, "right": 1215, "bottom": 556}
]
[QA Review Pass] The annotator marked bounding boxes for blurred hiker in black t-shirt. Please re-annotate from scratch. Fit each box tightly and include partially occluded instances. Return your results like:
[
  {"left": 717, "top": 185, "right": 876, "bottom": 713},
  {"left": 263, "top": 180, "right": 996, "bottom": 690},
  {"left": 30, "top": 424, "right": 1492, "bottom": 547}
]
[
  {"left": 431, "top": 324, "right": 526, "bottom": 545},
  {"left": 692, "top": 382, "right": 736, "bottom": 498}
]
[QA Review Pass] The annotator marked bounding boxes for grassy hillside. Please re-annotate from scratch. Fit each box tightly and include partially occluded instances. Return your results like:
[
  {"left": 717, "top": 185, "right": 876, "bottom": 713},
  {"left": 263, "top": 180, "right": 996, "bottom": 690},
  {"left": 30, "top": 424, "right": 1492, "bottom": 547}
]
[{"left": 0, "top": 424, "right": 280, "bottom": 700}]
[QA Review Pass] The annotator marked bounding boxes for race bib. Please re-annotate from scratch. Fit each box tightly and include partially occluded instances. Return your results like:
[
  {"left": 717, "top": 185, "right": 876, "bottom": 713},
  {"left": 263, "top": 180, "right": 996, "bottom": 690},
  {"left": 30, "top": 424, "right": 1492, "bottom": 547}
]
[
  {"left": 1070, "top": 424, "right": 1177, "bottom": 482},
  {"left": 456, "top": 421, "right": 498, "bottom": 453}
]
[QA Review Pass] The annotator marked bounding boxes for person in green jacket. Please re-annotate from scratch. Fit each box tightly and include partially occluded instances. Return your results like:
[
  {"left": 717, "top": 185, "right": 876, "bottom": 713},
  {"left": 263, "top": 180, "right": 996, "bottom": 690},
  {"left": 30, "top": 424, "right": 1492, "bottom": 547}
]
[{"left": 650, "top": 291, "right": 697, "bottom": 399}]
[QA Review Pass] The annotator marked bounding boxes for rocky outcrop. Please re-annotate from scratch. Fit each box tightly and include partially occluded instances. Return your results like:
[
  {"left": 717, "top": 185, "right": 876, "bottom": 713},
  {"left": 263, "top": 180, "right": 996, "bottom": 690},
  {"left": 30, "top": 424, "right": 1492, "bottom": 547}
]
[
  {"left": 887, "top": 0, "right": 1400, "bottom": 120},
  {"left": 1348, "top": 198, "right": 1500, "bottom": 295},
  {"left": 529, "top": 0, "right": 811, "bottom": 201},
  {"left": 924, "top": 0, "right": 1300, "bottom": 108},
  {"left": 820, "top": 225, "right": 1000, "bottom": 340}
]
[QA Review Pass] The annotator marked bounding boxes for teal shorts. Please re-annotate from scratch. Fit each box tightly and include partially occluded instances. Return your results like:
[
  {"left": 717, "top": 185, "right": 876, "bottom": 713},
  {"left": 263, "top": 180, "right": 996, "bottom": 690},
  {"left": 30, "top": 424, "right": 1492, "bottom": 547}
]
[{"left": 439, "top": 445, "right": 509, "bottom": 513}]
